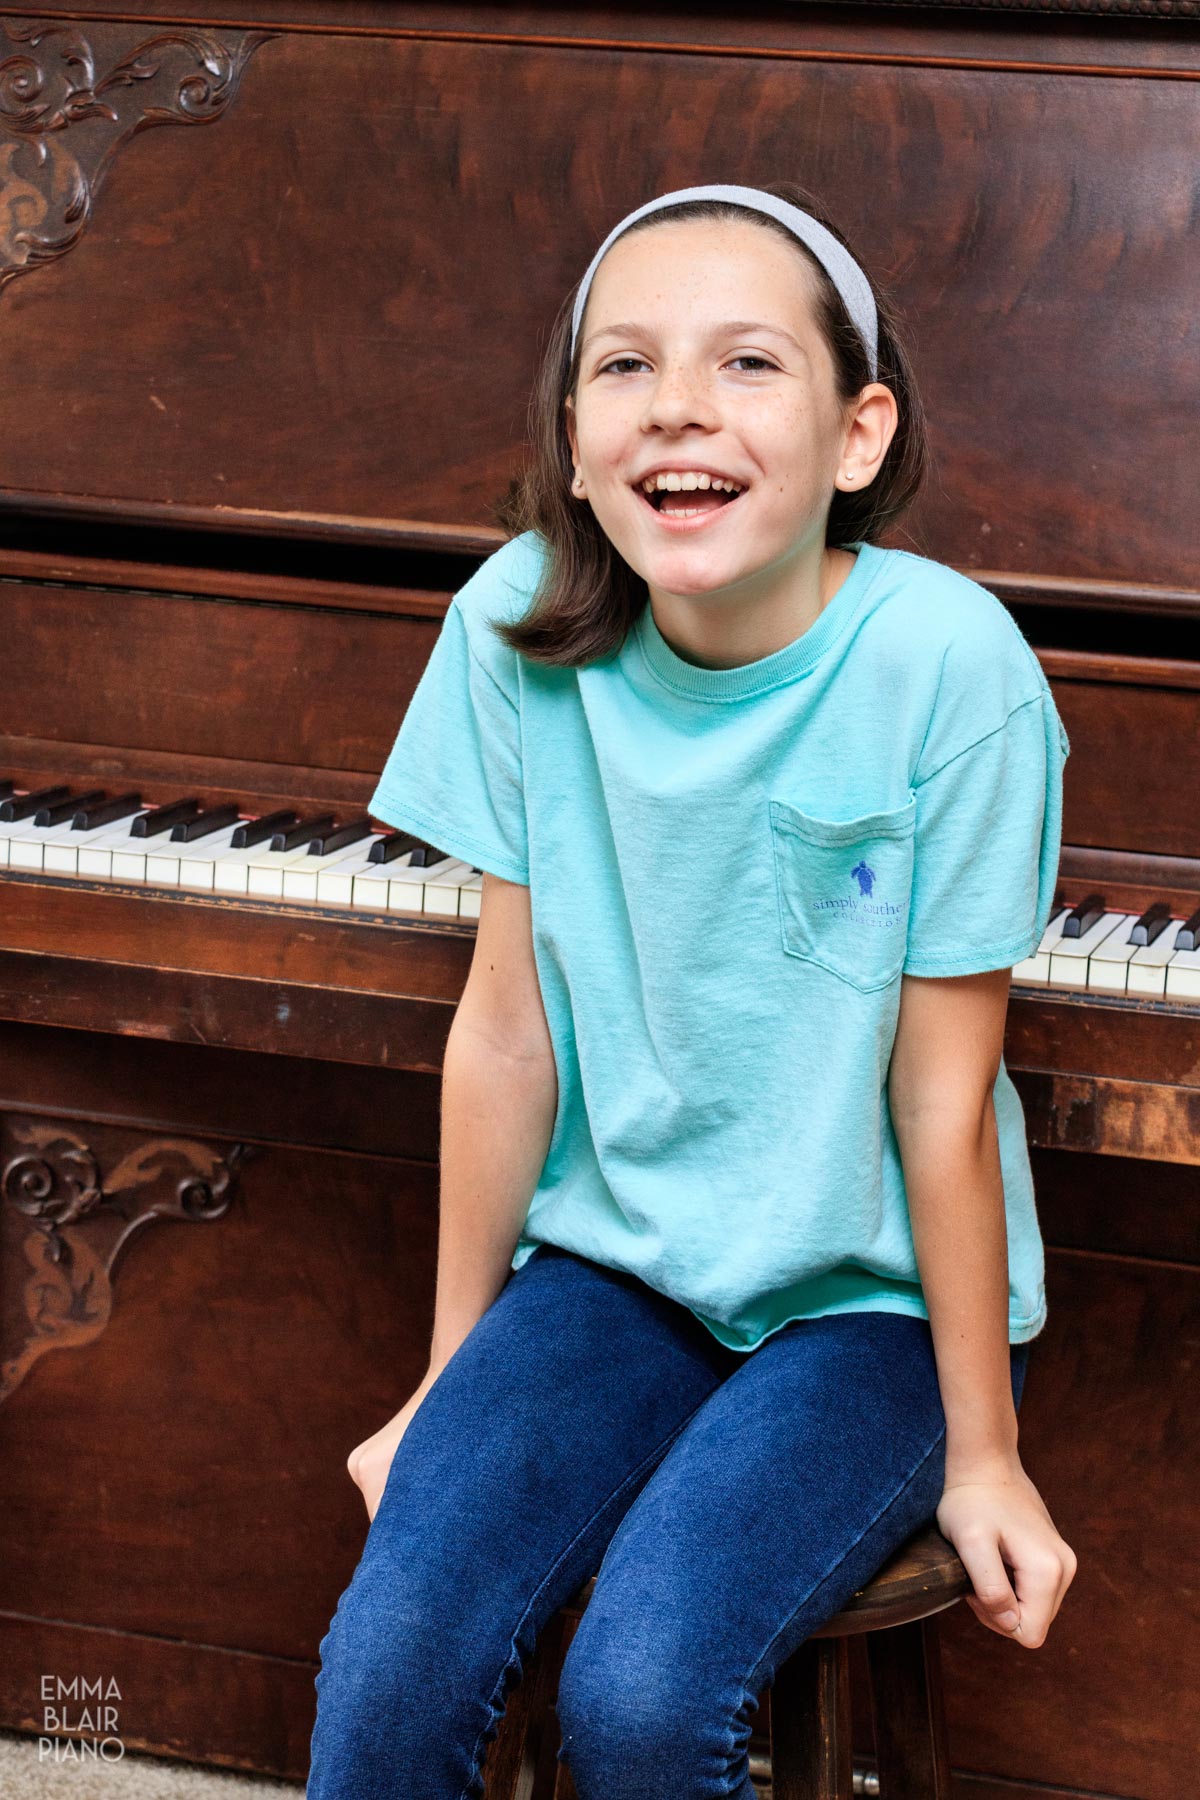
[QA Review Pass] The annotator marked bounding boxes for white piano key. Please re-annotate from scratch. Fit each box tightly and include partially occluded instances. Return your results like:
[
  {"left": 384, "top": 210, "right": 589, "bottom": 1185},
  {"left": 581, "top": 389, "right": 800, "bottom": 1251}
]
[
  {"left": 318, "top": 846, "right": 406, "bottom": 906},
  {"left": 342, "top": 849, "right": 477, "bottom": 911},
  {"left": 78, "top": 817, "right": 158, "bottom": 877},
  {"left": 0, "top": 791, "right": 76, "bottom": 853},
  {"left": 281, "top": 838, "right": 383, "bottom": 902},
  {"left": 47, "top": 818, "right": 147, "bottom": 875},
  {"left": 211, "top": 834, "right": 302, "bottom": 894},
  {"left": 111, "top": 818, "right": 199, "bottom": 882},
  {"left": 422, "top": 861, "right": 481, "bottom": 916},
  {"left": 176, "top": 823, "right": 256, "bottom": 891},
  {"left": 0, "top": 801, "right": 36, "bottom": 863},
  {"left": 147, "top": 822, "right": 244, "bottom": 888},
  {"left": 386, "top": 857, "right": 476, "bottom": 914},
  {"left": 1086, "top": 915, "right": 1144, "bottom": 993},
  {"left": 246, "top": 841, "right": 336, "bottom": 897},
  {"left": 320, "top": 848, "right": 467, "bottom": 909},
  {"left": 1165, "top": 945, "right": 1200, "bottom": 1002},
  {"left": 1126, "top": 919, "right": 1189, "bottom": 998},
  {"left": 458, "top": 872, "right": 483, "bottom": 919},
  {"left": 4, "top": 802, "right": 110, "bottom": 868},
  {"left": 1046, "top": 912, "right": 1130, "bottom": 989},
  {"left": 8, "top": 817, "right": 77, "bottom": 870},
  {"left": 1011, "top": 906, "right": 1073, "bottom": 985},
  {"left": 348, "top": 861, "right": 395, "bottom": 909}
]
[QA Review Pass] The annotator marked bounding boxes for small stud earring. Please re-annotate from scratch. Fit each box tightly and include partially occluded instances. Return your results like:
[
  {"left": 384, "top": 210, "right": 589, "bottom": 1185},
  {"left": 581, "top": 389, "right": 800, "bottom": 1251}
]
[{"left": 573, "top": 473, "right": 584, "bottom": 490}]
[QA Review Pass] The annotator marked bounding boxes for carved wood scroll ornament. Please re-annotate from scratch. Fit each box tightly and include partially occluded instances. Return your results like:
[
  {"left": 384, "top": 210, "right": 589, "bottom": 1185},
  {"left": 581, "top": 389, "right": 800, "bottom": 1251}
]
[
  {"left": 0, "top": 19, "right": 277, "bottom": 291},
  {"left": 1, "top": 1119, "right": 258, "bottom": 1401}
]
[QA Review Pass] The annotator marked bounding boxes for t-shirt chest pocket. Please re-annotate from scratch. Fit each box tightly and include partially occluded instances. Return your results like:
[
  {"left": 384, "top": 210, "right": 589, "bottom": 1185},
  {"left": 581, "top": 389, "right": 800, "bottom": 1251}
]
[{"left": 768, "top": 793, "right": 917, "bottom": 992}]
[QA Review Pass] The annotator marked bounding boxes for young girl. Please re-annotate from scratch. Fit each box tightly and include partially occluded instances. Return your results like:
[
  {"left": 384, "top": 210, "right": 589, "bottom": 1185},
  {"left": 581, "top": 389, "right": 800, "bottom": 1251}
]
[{"left": 307, "top": 180, "right": 1078, "bottom": 1800}]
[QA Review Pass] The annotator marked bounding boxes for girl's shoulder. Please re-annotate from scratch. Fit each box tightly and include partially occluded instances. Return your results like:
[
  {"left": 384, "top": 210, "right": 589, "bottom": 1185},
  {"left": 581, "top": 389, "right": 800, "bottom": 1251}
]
[
  {"left": 866, "top": 544, "right": 1051, "bottom": 707},
  {"left": 446, "top": 531, "right": 548, "bottom": 693},
  {"left": 862, "top": 545, "right": 1063, "bottom": 780},
  {"left": 453, "top": 531, "right": 547, "bottom": 631}
]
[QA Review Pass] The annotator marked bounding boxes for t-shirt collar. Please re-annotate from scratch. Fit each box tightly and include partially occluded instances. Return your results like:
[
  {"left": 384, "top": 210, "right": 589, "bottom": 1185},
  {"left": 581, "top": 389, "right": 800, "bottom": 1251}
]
[{"left": 633, "top": 539, "right": 884, "bottom": 701}]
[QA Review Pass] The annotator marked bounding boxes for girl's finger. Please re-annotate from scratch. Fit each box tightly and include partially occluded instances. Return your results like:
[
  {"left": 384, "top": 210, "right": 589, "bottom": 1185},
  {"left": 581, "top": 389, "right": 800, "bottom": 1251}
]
[
  {"left": 1053, "top": 1543, "right": 1080, "bottom": 1621},
  {"left": 963, "top": 1594, "right": 1021, "bottom": 1640},
  {"left": 1004, "top": 1534, "right": 1074, "bottom": 1643},
  {"left": 957, "top": 1537, "right": 1022, "bottom": 1634}
]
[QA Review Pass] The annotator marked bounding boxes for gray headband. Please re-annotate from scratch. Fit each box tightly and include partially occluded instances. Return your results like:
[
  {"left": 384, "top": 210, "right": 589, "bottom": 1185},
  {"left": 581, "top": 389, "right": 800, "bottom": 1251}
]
[{"left": 569, "top": 183, "right": 879, "bottom": 383}]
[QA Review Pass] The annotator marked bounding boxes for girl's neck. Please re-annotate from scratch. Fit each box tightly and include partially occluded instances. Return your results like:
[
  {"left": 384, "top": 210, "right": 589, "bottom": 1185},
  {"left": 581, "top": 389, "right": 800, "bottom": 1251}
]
[{"left": 647, "top": 545, "right": 858, "bottom": 672}]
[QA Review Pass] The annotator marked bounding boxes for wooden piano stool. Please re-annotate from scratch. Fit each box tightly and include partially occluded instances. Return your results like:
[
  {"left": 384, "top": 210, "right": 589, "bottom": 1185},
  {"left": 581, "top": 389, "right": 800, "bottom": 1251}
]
[{"left": 484, "top": 1519, "right": 966, "bottom": 1800}]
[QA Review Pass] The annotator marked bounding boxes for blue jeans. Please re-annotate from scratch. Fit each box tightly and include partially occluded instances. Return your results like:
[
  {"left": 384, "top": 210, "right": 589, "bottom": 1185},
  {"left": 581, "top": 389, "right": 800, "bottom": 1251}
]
[{"left": 307, "top": 1244, "right": 1030, "bottom": 1800}]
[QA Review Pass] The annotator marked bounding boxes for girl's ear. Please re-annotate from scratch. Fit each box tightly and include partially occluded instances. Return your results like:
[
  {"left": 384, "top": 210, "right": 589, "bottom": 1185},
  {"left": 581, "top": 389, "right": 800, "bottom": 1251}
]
[{"left": 562, "top": 397, "right": 586, "bottom": 498}]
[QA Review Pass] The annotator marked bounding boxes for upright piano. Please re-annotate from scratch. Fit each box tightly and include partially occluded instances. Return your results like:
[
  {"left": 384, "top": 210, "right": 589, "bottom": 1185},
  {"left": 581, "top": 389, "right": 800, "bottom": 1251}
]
[{"left": 1, "top": 1, "right": 1196, "bottom": 1794}]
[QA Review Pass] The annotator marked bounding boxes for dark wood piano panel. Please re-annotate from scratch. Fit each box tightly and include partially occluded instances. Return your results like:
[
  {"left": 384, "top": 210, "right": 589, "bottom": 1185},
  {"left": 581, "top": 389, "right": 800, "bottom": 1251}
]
[
  {"left": 1, "top": 581, "right": 441, "bottom": 781},
  {"left": 0, "top": 1024, "right": 446, "bottom": 1779},
  {"left": 1, "top": 2, "right": 1197, "bottom": 1795},
  {"left": 3, "top": 3, "right": 1198, "bottom": 586}
]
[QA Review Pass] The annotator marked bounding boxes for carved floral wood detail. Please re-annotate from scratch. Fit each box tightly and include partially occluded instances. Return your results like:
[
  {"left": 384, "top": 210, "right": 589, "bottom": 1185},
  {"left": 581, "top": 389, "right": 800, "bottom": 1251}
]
[
  {"left": 0, "top": 19, "right": 277, "bottom": 290},
  {"left": 1, "top": 1115, "right": 259, "bottom": 1400}
]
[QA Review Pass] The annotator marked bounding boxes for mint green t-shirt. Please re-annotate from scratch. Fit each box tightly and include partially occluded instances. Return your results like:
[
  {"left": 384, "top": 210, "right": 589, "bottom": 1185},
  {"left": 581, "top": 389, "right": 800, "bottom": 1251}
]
[{"left": 369, "top": 531, "right": 1069, "bottom": 1348}]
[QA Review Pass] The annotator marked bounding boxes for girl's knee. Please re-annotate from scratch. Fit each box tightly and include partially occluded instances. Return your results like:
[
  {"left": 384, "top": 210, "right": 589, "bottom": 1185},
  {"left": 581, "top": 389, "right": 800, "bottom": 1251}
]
[
  {"left": 309, "top": 1565, "right": 541, "bottom": 1800},
  {"left": 555, "top": 1616, "right": 738, "bottom": 1800}
]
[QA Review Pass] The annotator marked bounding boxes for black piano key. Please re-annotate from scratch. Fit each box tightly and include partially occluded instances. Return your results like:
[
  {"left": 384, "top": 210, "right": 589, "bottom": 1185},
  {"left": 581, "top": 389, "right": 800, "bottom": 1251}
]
[
  {"left": 367, "top": 830, "right": 430, "bottom": 865},
  {"left": 131, "top": 799, "right": 200, "bottom": 838},
  {"left": 0, "top": 784, "right": 72, "bottom": 822},
  {"left": 169, "top": 803, "right": 242, "bottom": 843},
  {"left": 1128, "top": 900, "right": 1173, "bottom": 947},
  {"left": 230, "top": 810, "right": 298, "bottom": 849},
  {"left": 1060, "top": 892, "right": 1107, "bottom": 940},
  {"left": 1174, "top": 905, "right": 1200, "bottom": 953},
  {"left": 269, "top": 813, "right": 336, "bottom": 853},
  {"left": 34, "top": 789, "right": 106, "bottom": 827},
  {"left": 73, "top": 792, "right": 144, "bottom": 829},
  {"left": 413, "top": 845, "right": 452, "bottom": 867},
  {"left": 307, "top": 818, "right": 373, "bottom": 856}
]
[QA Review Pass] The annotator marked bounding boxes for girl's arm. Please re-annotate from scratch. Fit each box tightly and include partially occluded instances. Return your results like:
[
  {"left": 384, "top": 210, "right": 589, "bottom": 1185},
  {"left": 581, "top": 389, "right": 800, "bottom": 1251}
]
[
  {"left": 430, "top": 874, "right": 559, "bottom": 1371},
  {"left": 887, "top": 968, "right": 1078, "bottom": 1648},
  {"left": 347, "top": 874, "right": 557, "bottom": 1519}
]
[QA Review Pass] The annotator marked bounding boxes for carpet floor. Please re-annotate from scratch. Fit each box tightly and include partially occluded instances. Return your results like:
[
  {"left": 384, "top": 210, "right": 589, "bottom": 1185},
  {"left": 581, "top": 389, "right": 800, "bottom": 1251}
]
[{"left": 0, "top": 1731, "right": 301, "bottom": 1797}]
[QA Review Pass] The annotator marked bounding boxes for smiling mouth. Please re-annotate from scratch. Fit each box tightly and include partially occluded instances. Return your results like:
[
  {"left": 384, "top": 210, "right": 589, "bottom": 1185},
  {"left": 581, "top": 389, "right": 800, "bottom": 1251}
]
[{"left": 637, "top": 485, "right": 746, "bottom": 520}]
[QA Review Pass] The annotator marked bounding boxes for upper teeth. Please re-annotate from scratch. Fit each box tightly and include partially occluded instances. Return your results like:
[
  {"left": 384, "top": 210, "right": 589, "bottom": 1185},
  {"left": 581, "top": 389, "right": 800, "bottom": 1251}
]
[{"left": 641, "top": 472, "right": 743, "bottom": 495}]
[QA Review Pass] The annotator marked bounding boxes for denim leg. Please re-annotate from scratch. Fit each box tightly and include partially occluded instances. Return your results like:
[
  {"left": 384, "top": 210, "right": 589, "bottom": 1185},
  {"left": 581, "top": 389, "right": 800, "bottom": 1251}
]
[
  {"left": 556, "top": 1311, "right": 1031, "bottom": 1800},
  {"left": 306, "top": 1246, "right": 742, "bottom": 1800}
]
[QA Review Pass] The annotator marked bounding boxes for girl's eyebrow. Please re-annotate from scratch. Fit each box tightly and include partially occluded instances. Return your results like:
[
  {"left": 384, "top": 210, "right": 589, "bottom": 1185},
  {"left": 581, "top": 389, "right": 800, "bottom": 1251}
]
[{"left": 581, "top": 320, "right": 808, "bottom": 359}]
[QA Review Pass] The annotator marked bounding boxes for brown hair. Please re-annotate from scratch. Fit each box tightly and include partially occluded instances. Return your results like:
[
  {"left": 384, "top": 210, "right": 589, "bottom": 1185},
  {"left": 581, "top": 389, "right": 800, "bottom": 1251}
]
[{"left": 490, "top": 179, "right": 929, "bottom": 668}]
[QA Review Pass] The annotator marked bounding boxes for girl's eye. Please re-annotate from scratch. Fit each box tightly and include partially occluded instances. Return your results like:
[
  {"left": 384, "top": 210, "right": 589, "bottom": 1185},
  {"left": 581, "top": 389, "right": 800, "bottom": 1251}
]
[{"left": 596, "top": 355, "right": 779, "bottom": 376}]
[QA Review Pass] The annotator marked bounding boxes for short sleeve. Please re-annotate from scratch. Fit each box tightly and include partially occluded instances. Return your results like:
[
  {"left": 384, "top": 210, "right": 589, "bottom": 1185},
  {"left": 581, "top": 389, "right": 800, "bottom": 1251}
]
[
  {"left": 902, "top": 689, "right": 1069, "bottom": 977},
  {"left": 368, "top": 595, "right": 529, "bottom": 886}
]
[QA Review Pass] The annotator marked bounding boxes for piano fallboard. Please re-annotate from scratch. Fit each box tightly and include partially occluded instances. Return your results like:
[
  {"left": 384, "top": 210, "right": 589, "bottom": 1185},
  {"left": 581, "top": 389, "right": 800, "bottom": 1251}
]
[{"left": 5, "top": 867, "right": 1199, "bottom": 1168}]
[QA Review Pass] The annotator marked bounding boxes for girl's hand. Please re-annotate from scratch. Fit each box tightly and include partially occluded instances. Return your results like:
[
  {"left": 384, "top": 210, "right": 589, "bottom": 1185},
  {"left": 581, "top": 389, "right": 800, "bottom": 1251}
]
[
  {"left": 346, "top": 1365, "right": 443, "bottom": 1523},
  {"left": 935, "top": 1458, "right": 1078, "bottom": 1648}
]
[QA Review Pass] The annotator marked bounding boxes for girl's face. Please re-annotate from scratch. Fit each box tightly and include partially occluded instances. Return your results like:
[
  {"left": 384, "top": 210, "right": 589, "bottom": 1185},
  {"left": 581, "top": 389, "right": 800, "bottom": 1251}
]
[{"left": 564, "top": 216, "right": 894, "bottom": 605}]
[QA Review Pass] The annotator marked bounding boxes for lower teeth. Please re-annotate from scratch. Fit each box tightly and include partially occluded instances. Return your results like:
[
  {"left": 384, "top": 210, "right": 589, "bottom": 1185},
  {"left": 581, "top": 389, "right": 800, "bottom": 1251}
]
[{"left": 655, "top": 496, "right": 735, "bottom": 518}]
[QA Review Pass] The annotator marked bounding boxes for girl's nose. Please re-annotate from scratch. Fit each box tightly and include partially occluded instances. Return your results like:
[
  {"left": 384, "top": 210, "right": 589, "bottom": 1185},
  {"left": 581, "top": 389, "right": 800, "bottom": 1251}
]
[{"left": 640, "top": 367, "right": 720, "bottom": 434}]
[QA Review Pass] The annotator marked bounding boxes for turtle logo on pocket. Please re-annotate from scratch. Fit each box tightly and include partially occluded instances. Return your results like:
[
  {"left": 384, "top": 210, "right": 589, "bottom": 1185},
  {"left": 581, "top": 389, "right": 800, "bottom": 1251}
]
[{"left": 768, "top": 793, "right": 916, "bottom": 991}]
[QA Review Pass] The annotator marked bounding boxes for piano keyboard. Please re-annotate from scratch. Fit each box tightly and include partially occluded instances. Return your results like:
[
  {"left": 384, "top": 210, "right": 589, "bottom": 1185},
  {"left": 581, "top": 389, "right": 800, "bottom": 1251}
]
[
  {"left": 0, "top": 781, "right": 482, "bottom": 919},
  {"left": 1014, "top": 893, "right": 1200, "bottom": 1002},
  {"left": 7, "top": 784, "right": 1200, "bottom": 992}
]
